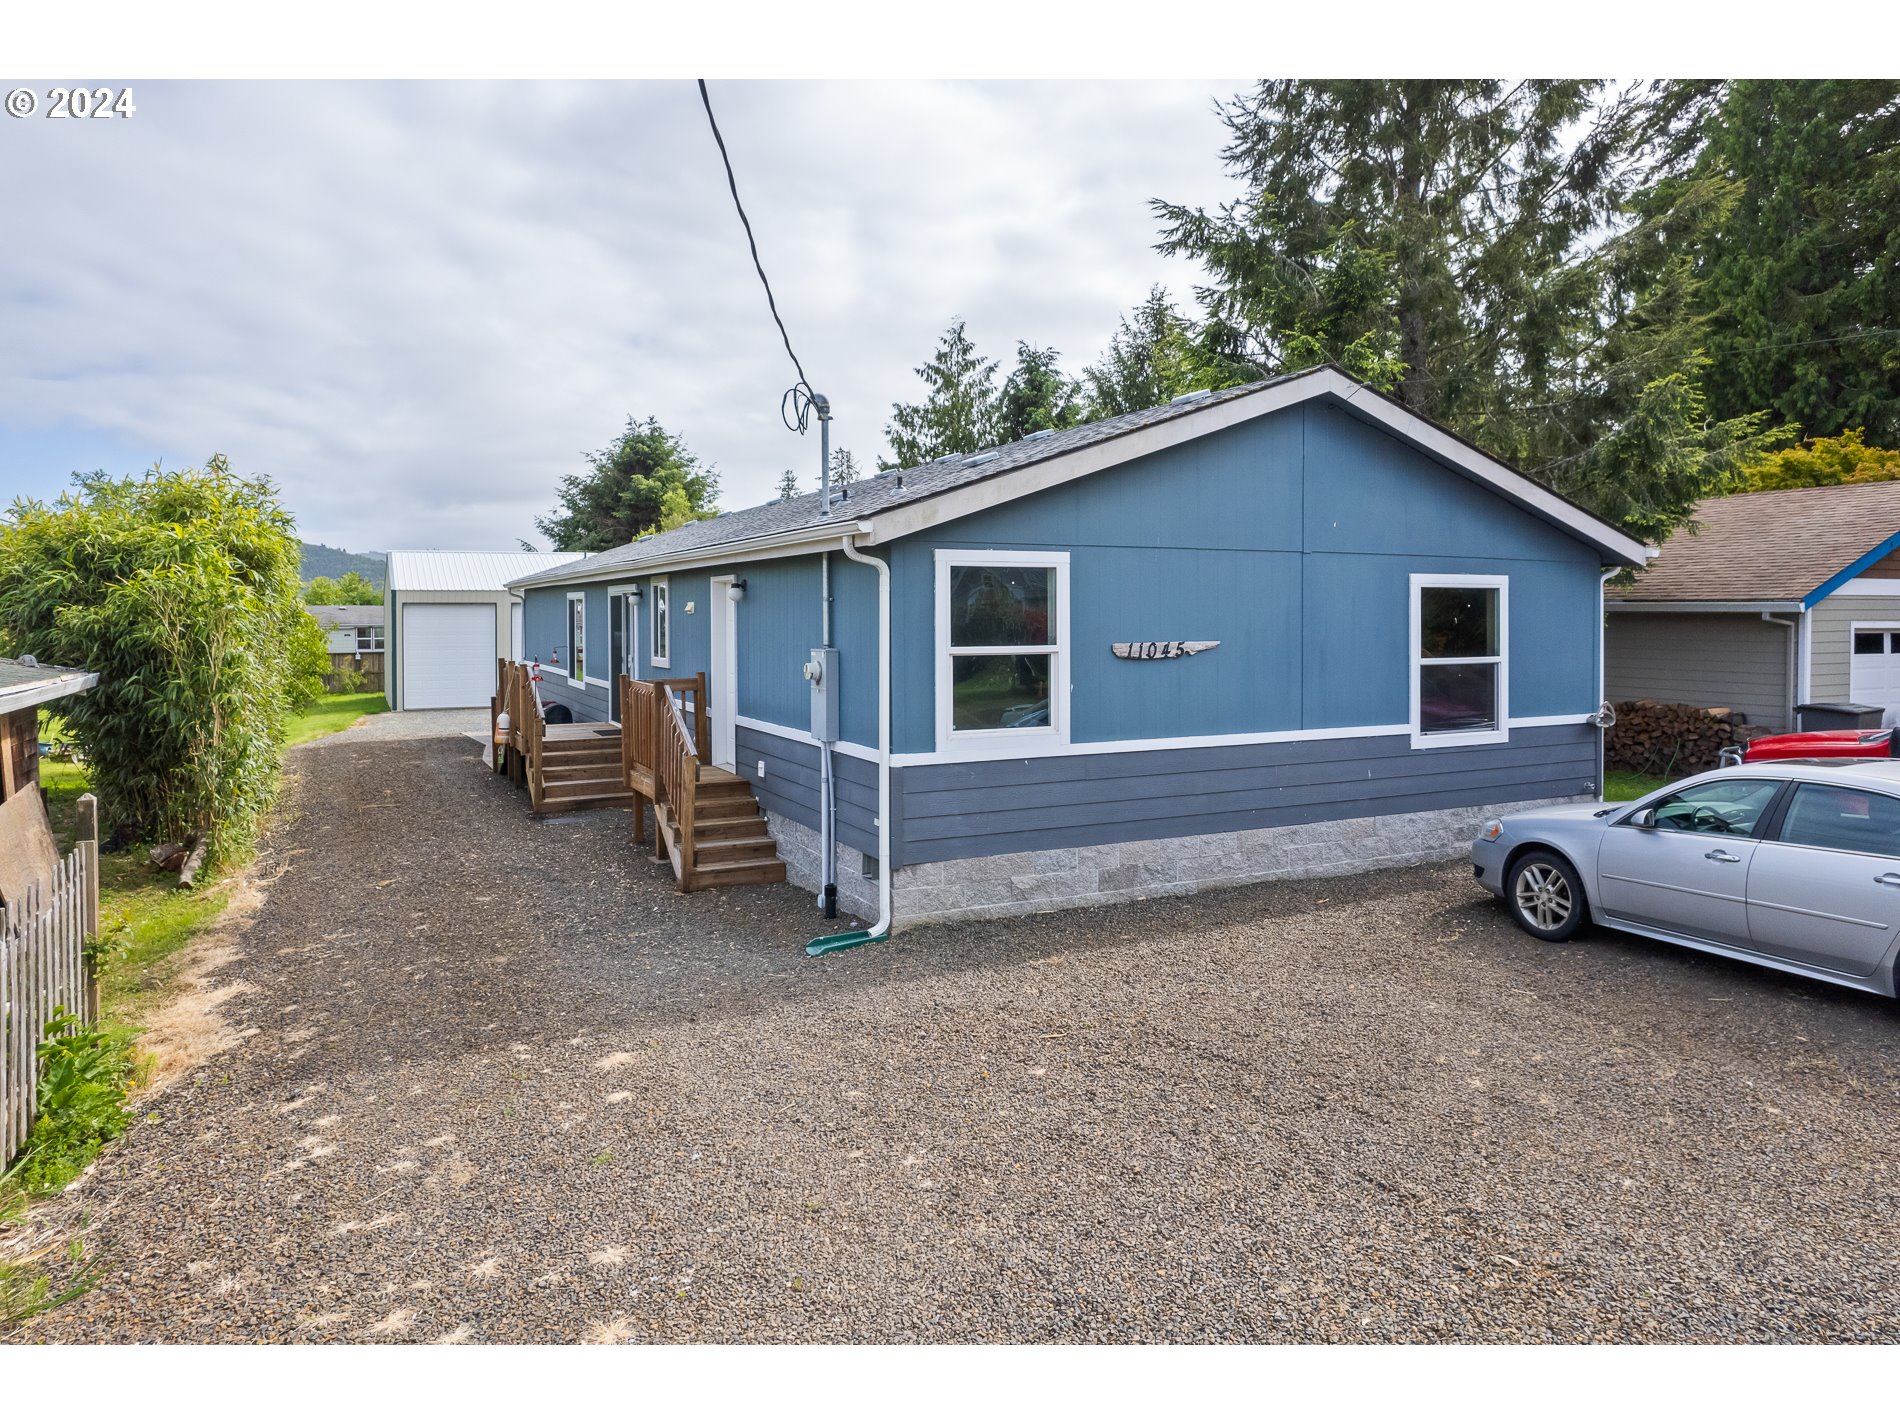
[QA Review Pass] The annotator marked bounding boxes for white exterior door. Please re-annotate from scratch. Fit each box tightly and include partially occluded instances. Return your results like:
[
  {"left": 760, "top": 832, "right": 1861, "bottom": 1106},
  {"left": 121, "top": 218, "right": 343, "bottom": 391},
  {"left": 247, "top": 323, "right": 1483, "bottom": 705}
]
[
  {"left": 510, "top": 602, "right": 524, "bottom": 662},
  {"left": 1850, "top": 627, "right": 1900, "bottom": 727},
  {"left": 709, "top": 577, "right": 737, "bottom": 771},
  {"left": 401, "top": 602, "right": 497, "bottom": 709}
]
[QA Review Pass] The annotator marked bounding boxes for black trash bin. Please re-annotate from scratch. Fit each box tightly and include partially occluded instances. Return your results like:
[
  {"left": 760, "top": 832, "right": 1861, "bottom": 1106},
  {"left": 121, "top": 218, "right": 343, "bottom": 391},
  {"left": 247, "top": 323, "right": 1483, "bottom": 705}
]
[{"left": 1795, "top": 701, "right": 1886, "bottom": 732}]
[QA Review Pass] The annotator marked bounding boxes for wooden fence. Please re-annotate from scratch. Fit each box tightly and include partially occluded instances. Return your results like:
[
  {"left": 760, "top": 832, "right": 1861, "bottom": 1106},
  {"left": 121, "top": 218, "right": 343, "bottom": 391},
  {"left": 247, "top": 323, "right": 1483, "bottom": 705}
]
[{"left": 1, "top": 793, "right": 100, "bottom": 1167}]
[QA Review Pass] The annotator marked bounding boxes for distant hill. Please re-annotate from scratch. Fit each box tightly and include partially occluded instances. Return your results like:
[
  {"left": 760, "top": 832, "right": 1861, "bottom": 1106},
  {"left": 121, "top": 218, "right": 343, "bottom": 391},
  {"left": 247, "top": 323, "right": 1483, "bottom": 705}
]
[{"left": 300, "top": 542, "right": 386, "bottom": 587}]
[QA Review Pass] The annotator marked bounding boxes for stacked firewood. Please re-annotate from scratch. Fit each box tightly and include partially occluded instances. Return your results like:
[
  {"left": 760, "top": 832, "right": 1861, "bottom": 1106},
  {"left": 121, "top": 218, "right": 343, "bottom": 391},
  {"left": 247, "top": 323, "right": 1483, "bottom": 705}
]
[{"left": 1606, "top": 700, "right": 1766, "bottom": 777}]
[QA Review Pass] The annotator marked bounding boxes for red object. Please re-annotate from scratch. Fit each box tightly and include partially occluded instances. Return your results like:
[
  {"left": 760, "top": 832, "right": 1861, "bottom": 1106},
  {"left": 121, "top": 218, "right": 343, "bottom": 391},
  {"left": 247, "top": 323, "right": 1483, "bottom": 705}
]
[{"left": 1741, "top": 729, "right": 1898, "bottom": 763}]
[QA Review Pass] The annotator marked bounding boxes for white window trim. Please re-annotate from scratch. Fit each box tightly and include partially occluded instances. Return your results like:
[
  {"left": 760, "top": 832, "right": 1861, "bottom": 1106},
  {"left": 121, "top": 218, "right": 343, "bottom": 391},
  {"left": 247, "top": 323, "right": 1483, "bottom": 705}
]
[
  {"left": 649, "top": 576, "right": 671, "bottom": 669},
  {"left": 934, "top": 548, "right": 1071, "bottom": 752},
  {"left": 1410, "top": 573, "right": 1509, "bottom": 750},
  {"left": 566, "top": 591, "right": 587, "bottom": 688}
]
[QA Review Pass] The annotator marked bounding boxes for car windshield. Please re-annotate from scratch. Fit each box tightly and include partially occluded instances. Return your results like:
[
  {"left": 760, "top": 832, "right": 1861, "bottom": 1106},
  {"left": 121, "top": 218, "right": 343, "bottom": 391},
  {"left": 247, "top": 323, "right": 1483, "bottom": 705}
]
[{"left": 1644, "top": 779, "right": 1782, "bottom": 837}]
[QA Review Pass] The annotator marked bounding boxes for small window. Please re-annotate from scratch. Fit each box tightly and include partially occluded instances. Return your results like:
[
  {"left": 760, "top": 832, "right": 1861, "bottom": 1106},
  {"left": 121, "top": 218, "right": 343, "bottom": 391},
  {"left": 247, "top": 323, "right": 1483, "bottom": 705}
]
[
  {"left": 355, "top": 625, "right": 384, "bottom": 653},
  {"left": 567, "top": 593, "right": 586, "bottom": 685},
  {"left": 1778, "top": 783, "right": 1900, "bottom": 857},
  {"left": 650, "top": 578, "right": 670, "bottom": 669},
  {"left": 1412, "top": 577, "right": 1506, "bottom": 746},
  {"left": 1855, "top": 631, "right": 1888, "bottom": 656},
  {"left": 1640, "top": 778, "right": 1781, "bottom": 838},
  {"left": 938, "top": 554, "right": 1066, "bottom": 740}
]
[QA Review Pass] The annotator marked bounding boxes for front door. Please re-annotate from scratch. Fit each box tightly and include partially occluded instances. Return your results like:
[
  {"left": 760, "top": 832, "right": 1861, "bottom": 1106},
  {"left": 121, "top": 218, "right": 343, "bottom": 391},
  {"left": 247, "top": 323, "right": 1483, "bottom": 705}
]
[
  {"left": 1595, "top": 778, "right": 1783, "bottom": 945},
  {"left": 608, "top": 594, "right": 627, "bottom": 721},
  {"left": 709, "top": 577, "right": 737, "bottom": 771},
  {"left": 1748, "top": 781, "right": 1900, "bottom": 978}
]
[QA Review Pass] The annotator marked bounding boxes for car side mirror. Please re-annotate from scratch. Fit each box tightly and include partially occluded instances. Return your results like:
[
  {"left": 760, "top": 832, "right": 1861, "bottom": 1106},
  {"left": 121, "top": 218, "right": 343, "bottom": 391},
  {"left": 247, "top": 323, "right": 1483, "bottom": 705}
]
[{"left": 1627, "top": 807, "right": 1656, "bottom": 829}]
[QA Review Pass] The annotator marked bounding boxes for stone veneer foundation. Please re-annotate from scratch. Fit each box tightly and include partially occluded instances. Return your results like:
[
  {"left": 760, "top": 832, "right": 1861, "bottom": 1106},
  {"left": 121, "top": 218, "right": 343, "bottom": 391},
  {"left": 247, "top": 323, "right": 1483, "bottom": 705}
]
[{"left": 769, "top": 796, "right": 1585, "bottom": 930}]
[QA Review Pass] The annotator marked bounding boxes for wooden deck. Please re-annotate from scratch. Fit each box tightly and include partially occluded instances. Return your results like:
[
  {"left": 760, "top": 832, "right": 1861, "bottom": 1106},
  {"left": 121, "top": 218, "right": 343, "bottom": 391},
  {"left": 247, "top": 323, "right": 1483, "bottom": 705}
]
[{"left": 489, "top": 661, "right": 784, "bottom": 890}]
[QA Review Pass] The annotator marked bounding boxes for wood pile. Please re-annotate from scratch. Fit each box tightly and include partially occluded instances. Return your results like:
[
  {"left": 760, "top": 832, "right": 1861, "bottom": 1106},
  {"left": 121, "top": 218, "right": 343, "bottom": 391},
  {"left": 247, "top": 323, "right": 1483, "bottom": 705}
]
[{"left": 1606, "top": 700, "right": 1766, "bottom": 777}]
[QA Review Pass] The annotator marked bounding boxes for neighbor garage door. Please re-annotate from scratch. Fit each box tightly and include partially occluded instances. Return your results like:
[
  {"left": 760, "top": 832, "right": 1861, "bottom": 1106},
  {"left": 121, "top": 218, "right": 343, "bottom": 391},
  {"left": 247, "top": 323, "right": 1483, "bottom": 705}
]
[
  {"left": 401, "top": 603, "right": 497, "bottom": 709},
  {"left": 1851, "top": 627, "right": 1900, "bottom": 726}
]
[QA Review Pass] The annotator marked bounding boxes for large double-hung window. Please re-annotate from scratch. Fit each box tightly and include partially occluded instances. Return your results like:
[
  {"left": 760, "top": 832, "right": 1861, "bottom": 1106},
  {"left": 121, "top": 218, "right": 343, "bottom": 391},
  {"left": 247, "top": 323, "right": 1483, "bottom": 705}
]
[
  {"left": 936, "top": 550, "right": 1070, "bottom": 746},
  {"left": 1410, "top": 574, "right": 1508, "bottom": 748}
]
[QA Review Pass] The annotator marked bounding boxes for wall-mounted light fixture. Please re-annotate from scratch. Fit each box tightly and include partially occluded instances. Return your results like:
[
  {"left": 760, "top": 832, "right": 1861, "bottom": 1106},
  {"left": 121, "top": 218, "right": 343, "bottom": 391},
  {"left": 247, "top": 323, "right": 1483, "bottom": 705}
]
[{"left": 728, "top": 578, "right": 748, "bottom": 603}]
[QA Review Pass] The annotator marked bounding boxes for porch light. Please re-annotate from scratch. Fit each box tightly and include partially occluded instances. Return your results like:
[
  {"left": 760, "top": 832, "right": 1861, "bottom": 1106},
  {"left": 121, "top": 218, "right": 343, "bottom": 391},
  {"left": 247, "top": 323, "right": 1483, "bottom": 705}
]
[{"left": 728, "top": 579, "right": 747, "bottom": 602}]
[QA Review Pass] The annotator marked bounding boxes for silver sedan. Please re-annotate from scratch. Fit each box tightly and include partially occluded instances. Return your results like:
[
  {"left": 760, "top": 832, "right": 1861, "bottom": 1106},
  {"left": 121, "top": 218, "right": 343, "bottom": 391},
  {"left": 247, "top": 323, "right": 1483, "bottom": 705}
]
[{"left": 1471, "top": 759, "right": 1900, "bottom": 997}]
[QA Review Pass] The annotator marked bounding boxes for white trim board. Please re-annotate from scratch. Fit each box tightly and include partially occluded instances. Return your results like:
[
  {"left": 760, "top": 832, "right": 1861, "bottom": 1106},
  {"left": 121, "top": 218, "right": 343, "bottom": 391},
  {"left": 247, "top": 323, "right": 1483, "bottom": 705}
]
[
  {"left": 1834, "top": 578, "right": 1900, "bottom": 598},
  {"left": 735, "top": 712, "right": 1594, "bottom": 769}
]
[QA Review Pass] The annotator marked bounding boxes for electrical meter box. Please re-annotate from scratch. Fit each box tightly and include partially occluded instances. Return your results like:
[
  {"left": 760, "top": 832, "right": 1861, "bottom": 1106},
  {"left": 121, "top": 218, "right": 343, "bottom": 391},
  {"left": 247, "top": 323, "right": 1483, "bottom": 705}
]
[{"left": 804, "top": 646, "right": 839, "bottom": 743}]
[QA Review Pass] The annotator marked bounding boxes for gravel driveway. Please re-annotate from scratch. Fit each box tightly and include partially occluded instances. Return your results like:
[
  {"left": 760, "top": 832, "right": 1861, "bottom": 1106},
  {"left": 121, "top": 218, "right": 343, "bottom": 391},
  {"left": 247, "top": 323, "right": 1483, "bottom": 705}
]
[{"left": 26, "top": 719, "right": 1900, "bottom": 1342}]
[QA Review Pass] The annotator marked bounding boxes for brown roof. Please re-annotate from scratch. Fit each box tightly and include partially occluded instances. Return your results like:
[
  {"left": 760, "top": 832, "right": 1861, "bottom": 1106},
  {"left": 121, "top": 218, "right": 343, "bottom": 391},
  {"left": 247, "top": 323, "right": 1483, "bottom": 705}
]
[{"left": 1606, "top": 482, "right": 1900, "bottom": 605}]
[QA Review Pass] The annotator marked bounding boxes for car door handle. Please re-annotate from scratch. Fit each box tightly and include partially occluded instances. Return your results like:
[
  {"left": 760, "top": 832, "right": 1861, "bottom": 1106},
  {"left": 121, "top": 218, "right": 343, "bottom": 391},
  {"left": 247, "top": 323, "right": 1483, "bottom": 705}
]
[
  {"left": 1705, "top": 849, "right": 1742, "bottom": 863},
  {"left": 1876, "top": 872, "right": 1900, "bottom": 887}
]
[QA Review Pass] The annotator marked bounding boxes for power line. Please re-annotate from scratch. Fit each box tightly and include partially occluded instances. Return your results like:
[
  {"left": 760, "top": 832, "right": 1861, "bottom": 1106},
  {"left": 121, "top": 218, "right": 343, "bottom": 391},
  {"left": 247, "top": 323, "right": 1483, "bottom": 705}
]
[{"left": 697, "top": 79, "right": 819, "bottom": 432}]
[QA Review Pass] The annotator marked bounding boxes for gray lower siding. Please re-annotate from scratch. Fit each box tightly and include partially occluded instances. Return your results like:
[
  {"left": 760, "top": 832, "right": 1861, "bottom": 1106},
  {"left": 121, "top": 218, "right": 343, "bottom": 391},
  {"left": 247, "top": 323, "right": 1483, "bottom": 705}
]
[
  {"left": 1604, "top": 611, "right": 1793, "bottom": 731},
  {"left": 891, "top": 722, "right": 1599, "bottom": 866},
  {"left": 736, "top": 724, "right": 878, "bottom": 856}
]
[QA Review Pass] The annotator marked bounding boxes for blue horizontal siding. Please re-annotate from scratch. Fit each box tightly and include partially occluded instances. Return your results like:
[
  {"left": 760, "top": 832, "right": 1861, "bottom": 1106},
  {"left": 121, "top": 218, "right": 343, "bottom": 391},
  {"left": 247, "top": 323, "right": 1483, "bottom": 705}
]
[
  {"left": 892, "top": 722, "right": 1598, "bottom": 866},
  {"left": 736, "top": 723, "right": 878, "bottom": 853}
]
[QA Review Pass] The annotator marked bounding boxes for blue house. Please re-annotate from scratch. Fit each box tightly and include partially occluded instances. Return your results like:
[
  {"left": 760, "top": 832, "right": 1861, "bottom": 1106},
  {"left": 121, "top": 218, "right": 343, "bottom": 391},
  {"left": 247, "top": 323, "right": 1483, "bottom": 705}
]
[{"left": 507, "top": 366, "right": 1646, "bottom": 939}]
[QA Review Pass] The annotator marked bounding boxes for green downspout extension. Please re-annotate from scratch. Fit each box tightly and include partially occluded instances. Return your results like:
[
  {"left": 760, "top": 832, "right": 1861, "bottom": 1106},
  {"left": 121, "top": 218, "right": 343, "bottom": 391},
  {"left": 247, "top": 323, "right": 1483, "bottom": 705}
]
[{"left": 805, "top": 926, "right": 889, "bottom": 957}]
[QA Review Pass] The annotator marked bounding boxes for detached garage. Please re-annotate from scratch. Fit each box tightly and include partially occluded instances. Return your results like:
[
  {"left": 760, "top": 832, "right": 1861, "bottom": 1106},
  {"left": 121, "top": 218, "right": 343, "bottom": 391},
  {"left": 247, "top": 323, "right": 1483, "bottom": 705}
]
[{"left": 385, "top": 551, "right": 576, "bottom": 710}]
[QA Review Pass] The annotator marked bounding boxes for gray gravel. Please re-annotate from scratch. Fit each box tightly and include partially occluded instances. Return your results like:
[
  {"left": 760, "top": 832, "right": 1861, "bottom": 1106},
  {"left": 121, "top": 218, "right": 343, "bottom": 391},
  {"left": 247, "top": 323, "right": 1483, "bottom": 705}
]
[
  {"left": 23, "top": 730, "right": 1900, "bottom": 1342},
  {"left": 321, "top": 707, "right": 490, "bottom": 744}
]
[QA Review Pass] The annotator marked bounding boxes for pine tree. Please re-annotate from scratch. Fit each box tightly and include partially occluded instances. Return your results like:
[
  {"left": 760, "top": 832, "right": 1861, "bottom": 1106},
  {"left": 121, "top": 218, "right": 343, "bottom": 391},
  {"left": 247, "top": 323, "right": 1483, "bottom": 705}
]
[
  {"left": 882, "top": 319, "right": 1001, "bottom": 468},
  {"left": 830, "top": 448, "right": 860, "bottom": 490},
  {"left": 1081, "top": 288, "right": 1206, "bottom": 417},
  {"left": 996, "top": 343, "right": 1083, "bottom": 440},
  {"left": 1674, "top": 81, "right": 1900, "bottom": 445},
  {"left": 535, "top": 417, "right": 719, "bottom": 552},
  {"left": 776, "top": 469, "right": 800, "bottom": 501}
]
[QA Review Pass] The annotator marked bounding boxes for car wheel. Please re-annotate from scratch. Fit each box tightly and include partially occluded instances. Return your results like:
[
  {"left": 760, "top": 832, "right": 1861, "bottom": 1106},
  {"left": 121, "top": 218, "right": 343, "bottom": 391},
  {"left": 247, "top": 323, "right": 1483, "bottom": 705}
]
[{"left": 1506, "top": 850, "right": 1587, "bottom": 942}]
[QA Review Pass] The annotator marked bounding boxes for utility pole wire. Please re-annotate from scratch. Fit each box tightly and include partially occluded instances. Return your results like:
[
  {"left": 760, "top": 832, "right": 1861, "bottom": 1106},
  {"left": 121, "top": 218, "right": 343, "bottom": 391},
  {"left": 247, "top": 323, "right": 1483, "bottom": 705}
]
[{"left": 697, "top": 79, "right": 812, "bottom": 396}]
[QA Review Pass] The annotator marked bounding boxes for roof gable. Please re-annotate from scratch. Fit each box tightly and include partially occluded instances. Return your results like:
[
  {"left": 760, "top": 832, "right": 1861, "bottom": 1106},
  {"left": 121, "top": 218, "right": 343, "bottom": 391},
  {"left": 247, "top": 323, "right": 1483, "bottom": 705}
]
[{"left": 512, "top": 367, "right": 1646, "bottom": 589}]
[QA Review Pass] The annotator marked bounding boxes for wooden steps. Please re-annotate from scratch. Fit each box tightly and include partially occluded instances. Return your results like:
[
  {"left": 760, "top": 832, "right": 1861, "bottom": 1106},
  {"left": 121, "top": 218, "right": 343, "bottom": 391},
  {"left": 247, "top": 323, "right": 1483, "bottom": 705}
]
[
  {"left": 535, "top": 728, "right": 634, "bottom": 812},
  {"left": 655, "top": 766, "right": 786, "bottom": 890}
]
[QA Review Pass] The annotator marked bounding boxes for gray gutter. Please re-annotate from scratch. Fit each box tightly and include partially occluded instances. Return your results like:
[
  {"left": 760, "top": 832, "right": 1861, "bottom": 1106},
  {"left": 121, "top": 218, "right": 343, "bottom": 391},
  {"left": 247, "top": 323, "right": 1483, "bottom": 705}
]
[{"left": 1605, "top": 600, "right": 1804, "bottom": 614}]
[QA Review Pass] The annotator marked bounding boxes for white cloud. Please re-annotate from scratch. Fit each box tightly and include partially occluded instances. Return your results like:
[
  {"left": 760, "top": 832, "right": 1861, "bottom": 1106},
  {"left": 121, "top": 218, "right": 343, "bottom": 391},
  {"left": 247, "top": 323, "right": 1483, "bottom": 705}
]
[{"left": 0, "top": 79, "right": 1242, "bottom": 550}]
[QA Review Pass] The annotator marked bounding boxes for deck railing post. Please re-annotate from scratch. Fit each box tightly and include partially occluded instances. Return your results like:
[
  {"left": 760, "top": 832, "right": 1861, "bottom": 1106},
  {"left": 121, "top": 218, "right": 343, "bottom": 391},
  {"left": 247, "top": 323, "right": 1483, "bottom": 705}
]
[
  {"left": 77, "top": 792, "right": 99, "bottom": 1022},
  {"left": 694, "top": 672, "right": 710, "bottom": 765}
]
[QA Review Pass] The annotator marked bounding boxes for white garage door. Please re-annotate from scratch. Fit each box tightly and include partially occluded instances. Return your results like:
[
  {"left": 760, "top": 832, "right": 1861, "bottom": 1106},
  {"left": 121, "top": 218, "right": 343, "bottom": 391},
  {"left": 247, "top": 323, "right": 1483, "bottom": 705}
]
[
  {"left": 402, "top": 603, "right": 497, "bottom": 709},
  {"left": 1850, "top": 627, "right": 1900, "bottom": 727}
]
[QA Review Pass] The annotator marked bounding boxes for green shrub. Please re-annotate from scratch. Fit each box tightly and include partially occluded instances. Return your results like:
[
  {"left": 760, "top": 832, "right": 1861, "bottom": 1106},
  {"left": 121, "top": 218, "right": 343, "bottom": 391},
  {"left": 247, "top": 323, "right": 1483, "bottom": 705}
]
[
  {"left": 0, "top": 456, "right": 327, "bottom": 862},
  {"left": 10, "top": 1011, "right": 134, "bottom": 1196}
]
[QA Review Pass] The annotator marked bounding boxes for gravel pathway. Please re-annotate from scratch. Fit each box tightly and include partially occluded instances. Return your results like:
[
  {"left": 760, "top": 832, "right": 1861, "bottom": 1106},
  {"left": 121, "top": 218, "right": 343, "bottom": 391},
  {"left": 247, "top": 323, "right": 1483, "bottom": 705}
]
[{"left": 25, "top": 728, "right": 1900, "bottom": 1342}]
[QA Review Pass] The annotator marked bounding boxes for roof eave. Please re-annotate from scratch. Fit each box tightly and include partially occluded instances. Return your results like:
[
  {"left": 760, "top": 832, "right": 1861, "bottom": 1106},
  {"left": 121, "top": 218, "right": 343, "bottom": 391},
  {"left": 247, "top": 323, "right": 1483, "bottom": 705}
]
[
  {"left": 1605, "top": 599, "right": 1804, "bottom": 614},
  {"left": 506, "top": 519, "right": 875, "bottom": 590},
  {"left": 0, "top": 669, "right": 100, "bottom": 716}
]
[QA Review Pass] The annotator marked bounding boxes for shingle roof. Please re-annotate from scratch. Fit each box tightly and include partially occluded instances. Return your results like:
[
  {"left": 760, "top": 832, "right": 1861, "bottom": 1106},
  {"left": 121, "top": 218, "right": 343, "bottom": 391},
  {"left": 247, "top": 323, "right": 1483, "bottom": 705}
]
[
  {"left": 0, "top": 657, "right": 97, "bottom": 715},
  {"left": 514, "top": 375, "right": 1318, "bottom": 586},
  {"left": 386, "top": 550, "right": 578, "bottom": 592},
  {"left": 1606, "top": 482, "right": 1900, "bottom": 605},
  {"left": 512, "top": 365, "right": 1646, "bottom": 587}
]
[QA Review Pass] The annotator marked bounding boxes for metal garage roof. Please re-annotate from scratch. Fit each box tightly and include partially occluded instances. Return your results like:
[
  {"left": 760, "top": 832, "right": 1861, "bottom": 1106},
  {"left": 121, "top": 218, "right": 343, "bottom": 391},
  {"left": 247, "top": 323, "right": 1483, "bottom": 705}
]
[{"left": 385, "top": 550, "right": 578, "bottom": 592}]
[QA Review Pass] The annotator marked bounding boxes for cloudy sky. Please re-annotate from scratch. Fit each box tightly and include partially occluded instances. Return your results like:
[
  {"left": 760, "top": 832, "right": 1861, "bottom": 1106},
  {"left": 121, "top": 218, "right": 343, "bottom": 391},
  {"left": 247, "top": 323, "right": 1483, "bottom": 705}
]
[{"left": 0, "top": 80, "right": 1246, "bottom": 553}]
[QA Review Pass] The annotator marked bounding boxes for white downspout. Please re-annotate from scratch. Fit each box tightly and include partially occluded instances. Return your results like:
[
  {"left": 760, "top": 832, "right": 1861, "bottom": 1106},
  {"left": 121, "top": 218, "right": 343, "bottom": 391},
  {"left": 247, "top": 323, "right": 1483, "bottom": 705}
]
[{"left": 839, "top": 534, "right": 892, "bottom": 938}]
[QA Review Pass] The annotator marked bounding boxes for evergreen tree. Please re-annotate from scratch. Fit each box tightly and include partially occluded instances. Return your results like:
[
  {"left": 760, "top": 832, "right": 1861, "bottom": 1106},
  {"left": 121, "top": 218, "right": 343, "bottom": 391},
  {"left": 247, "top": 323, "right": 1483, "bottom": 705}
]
[
  {"left": 1081, "top": 288, "right": 1206, "bottom": 416},
  {"left": 883, "top": 319, "right": 1001, "bottom": 467},
  {"left": 535, "top": 417, "right": 719, "bottom": 552},
  {"left": 1154, "top": 80, "right": 1788, "bottom": 541},
  {"left": 830, "top": 448, "right": 860, "bottom": 491},
  {"left": 776, "top": 469, "right": 800, "bottom": 501},
  {"left": 996, "top": 343, "right": 1083, "bottom": 440},
  {"left": 1672, "top": 81, "right": 1900, "bottom": 445}
]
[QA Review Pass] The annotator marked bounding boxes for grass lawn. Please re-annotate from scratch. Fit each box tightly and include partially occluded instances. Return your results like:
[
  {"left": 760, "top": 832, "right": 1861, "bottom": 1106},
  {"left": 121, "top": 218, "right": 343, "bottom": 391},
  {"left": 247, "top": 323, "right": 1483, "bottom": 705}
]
[
  {"left": 1604, "top": 770, "right": 1671, "bottom": 803},
  {"left": 286, "top": 690, "right": 387, "bottom": 746}
]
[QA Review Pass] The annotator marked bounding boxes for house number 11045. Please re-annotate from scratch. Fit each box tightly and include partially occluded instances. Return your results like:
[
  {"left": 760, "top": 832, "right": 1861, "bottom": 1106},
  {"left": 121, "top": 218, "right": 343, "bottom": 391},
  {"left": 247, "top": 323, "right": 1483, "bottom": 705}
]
[{"left": 1112, "top": 641, "right": 1219, "bottom": 660}]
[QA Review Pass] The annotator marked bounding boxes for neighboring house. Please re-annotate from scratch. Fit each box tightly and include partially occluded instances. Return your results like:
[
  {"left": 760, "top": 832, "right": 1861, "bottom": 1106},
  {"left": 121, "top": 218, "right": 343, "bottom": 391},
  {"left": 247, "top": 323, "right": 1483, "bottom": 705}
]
[
  {"left": 0, "top": 656, "right": 99, "bottom": 909},
  {"left": 308, "top": 603, "right": 386, "bottom": 693},
  {"left": 1605, "top": 483, "right": 1900, "bottom": 732},
  {"left": 509, "top": 365, "right": 1645, "bottom": 927},
  {"left": 384, "top": 551, "right": 576, "bottom": 710}
]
